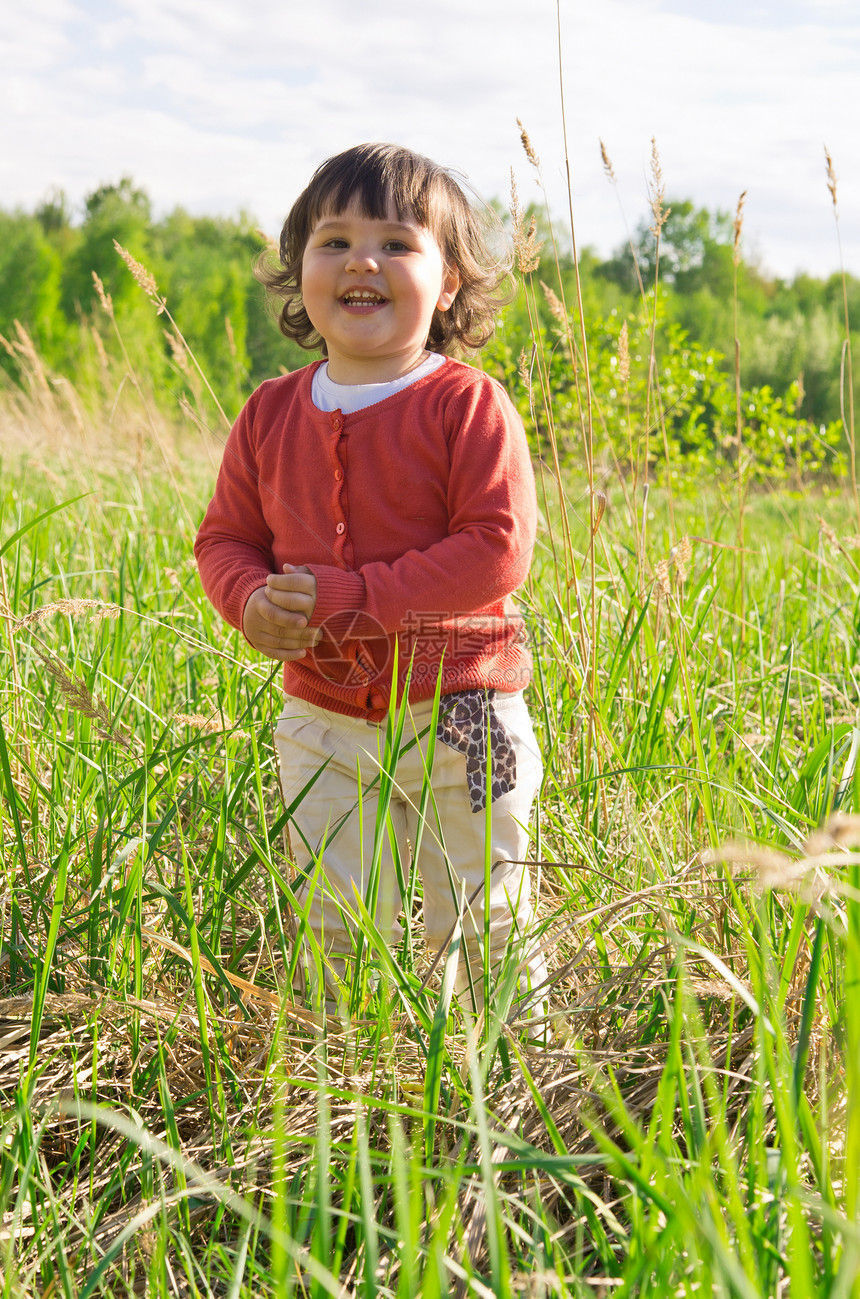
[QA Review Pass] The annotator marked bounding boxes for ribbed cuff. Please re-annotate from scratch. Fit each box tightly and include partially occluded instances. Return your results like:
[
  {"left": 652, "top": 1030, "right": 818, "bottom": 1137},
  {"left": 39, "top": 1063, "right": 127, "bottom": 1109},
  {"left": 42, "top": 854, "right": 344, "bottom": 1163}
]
[
  {"left": 229, "top": 571, "right": 270, "bottom": 641},
  {"left": 305, "top": 564, "right": 368, "bottom": 635}
]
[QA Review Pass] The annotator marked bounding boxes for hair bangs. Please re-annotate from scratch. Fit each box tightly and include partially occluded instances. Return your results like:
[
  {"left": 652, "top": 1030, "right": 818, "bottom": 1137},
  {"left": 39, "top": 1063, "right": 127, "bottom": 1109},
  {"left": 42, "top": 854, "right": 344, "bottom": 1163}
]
[{"left": 306, "top": 149, "right": 435, "bottom": 232}]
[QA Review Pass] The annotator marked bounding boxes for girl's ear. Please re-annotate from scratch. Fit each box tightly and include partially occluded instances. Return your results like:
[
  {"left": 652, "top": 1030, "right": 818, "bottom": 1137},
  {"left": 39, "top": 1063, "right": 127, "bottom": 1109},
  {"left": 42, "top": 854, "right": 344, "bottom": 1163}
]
[{"left": 436, "top": 265, "right": 461, "bottom": 312}]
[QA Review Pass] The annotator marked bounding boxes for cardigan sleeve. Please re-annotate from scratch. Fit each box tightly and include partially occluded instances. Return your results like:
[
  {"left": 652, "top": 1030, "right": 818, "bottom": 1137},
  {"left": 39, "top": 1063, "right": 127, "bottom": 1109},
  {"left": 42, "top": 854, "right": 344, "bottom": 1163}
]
[
  {"left": 193, "top": 395, "right": 275, "bottom": 636},
  {"left": 305, "top": 378, "right": 536, "bottom": 636}
]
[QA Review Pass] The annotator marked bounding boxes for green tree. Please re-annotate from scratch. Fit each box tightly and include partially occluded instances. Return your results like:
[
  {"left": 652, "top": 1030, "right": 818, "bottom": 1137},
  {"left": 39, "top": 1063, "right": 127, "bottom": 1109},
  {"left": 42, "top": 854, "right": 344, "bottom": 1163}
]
[
  {"left": 0, "top": 212, "right": 65, "bottom": 369},
  {"left": 61, "top": 177, "right": 152, "bottom": 316},
  {"left": 57, "top": 177, "right": 164, "bottom": 384}
]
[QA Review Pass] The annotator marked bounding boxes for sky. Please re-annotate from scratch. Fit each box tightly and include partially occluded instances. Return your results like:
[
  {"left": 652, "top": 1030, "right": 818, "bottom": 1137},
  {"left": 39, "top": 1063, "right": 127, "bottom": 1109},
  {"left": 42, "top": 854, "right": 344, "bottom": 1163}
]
[{"left": 2, "top": 0, "right": 859, "bottom": 280}]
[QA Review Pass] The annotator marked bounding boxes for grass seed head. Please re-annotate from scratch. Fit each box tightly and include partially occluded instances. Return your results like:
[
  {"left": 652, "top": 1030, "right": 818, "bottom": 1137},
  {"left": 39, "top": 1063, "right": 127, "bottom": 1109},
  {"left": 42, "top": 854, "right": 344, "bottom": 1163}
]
[
  {"left": 733, "top": 191, "right": 747, "bottom": 266},
  {"left": 16, "top": 599, "right": 121, "bottom": 628},
  {"left": 164, "top": 328, "right": 190, "bottom": 374},
  {"left": 517, "top": 118, "right": 540, "bottom": 170},
  {"left": 654, "top": 558, "right": 671, "bottom": 597},
  {"left": 670, "top": 535, "right": 693, "bottom": 582},
  {"left": 618, "top": 320, "right": 630, "bottom": 384},
  {"left": 514, "top": 215, "right": 542, "bottom": 276},
  {"left": 599, "top": 139, "right": 616, "bottom": 183},
  {"left": 591, "top": 490, "right": 607, "bottom": 536},
  {"left": 91, "top": 272, "right": 114, "bottom": 318},
  {"left": 11, "top": 323, "right": 45, "bottom": 381},
  {"left": 35, "top": 651, "right": 128, "bottom": 746},
  {"left": 540, "top": 280, "right": 566, "bottom": 324},
  {"left": 173, "top": 712, "right": 250, "bottom": 740},
  {"left": 510, "top": 169, "right": 521, "bottom": 219},
  {"left": 811, "top": 812, "right": 860, "bottom": 850},
  {"left": 708, "top": 814, "right": 860, "bottom": 892},
  {"left": 114, "top": 241, "right": 166, "bottom": 313},
  {"left": 517, "top": 346, "right": 532, "bottom": 397},
  {"left": 510, "top": 172, "right": 542, "bottom": 274},
  {"left": 174, "top": 713, "right": 223, "bottom": 733},
  {"left": 824, "top": 146, "right": 838, "bottom": 211},
  {"left": 90, "top": 325, "right": 109, "bottom": 370},
  {"left": 648, "top": 137, "right": 670, "bottom": 237}
]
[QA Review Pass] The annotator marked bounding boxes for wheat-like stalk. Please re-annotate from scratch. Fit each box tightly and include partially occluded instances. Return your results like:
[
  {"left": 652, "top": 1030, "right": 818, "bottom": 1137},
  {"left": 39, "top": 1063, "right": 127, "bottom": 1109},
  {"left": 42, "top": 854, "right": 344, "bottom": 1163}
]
[
  {"left": 509, "top": 171, "right": 543, "bottom": 275},
  {"left": 795, "top": 373, "right": 806, "bottom": 412},
  {"left": 91, "top": 272, "right": 114, "bottom": 318},
  {"left": 707, "top": 814, "right": 860, "bottom": 893},
  {"left": 654, "top": 558, "right": 671, "bottom": 597},
  {"left": 510, "top": 169, "right": 523, "bottom": 238},
  {"left": 517, "top": 347, "right": 532, "bottom": 401},
  {"left": 90, "top": 325, "right": 109, "bottom": 371},
  {"left": 173, "top": 713, "right": 250, "bottom": 740},
  {"left": 35, "top": 651, "right": 129, "bottom": 747},
  {"left": 648, "top": 138, "right": 670, "bottom": 236},
  {"left": 670, "top": 535, "right": 693, "bottom": 583},
  {"left": 539, "top": 280, "right": 566, "bottom": 324},
  {"left": 599, "top": 139, "right": 616, "bottom": 184},
  {"left": 618, "top": 321, "right": 630, "bottom": 385},
  {"left": 164, "top": 328, "right": 190, "bottom": 375},
  {"left": 516, "top": 118, "right": 540, "bottom": 170},
  {"left": 513, "top": 215, "right": 542, "bottom": 276},
  {"left": 2, "top": 322, "right": 51, "bottom": 396},
  {"left": 825, "top": 146, "right": 838, "bottom": 212},
  {"left": 113, "top": 242, "right": 165, "bottom": 313},
  {"left": 733, "top": 191, "right": 747, "bottom": 268},
  {"left": 14, "top": 599, "right": 122, "bottom": 629},
  {"left": 173, "top": 713, "right": 224, "bottom": 733},
  {"left": 590, "top": 491, "right": 607, "bottom": 536}
]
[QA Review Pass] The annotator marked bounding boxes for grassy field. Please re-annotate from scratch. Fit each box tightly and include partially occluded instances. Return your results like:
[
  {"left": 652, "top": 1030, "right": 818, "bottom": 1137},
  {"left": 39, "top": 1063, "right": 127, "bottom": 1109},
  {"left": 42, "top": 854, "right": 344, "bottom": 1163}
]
[
  {"left": 0, "top": 328, "right": 858, "bottom": 1298},
  {"left": 2, "top": 112, "right": 860, "bottom": 1290}
]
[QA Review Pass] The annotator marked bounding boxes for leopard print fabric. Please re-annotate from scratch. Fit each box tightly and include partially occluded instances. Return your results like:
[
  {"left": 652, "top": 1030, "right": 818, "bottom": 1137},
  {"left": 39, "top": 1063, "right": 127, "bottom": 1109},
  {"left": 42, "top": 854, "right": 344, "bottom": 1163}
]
[{"left": 436, "top": 690, "right": 518, "bottom": 813}]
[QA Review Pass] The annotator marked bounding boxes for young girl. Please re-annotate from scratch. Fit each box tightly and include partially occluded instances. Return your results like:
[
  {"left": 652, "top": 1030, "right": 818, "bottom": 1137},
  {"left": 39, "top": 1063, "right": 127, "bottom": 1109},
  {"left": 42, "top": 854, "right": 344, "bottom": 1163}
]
[{"left": 195, "top": 142, "right": 548, "bottom": 1019}]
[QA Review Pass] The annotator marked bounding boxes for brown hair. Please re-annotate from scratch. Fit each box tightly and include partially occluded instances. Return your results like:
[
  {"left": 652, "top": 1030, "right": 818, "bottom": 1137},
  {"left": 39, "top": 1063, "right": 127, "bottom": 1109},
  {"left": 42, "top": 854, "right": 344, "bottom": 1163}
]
[{"left": 257, "top": 143, "right": 511, "bottom": 356}]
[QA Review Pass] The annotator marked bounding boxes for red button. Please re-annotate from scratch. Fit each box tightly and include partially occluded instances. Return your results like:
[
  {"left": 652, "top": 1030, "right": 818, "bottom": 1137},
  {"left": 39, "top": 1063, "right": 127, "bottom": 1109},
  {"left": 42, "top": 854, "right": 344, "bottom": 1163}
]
[
  {"left": 331, "top": 417, "right": 342, "bottom": 431},
  {"left": 334, "top": 469, "right": 343, "bottom": 481},
  {"left": 336, "top": 522, "right": 346, "bottom": 535}
]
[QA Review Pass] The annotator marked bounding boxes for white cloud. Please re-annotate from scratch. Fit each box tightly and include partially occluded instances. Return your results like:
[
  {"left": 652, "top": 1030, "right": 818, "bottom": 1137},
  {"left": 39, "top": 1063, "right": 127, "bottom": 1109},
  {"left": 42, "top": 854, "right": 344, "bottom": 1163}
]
[{"left": 0, "top": 0, "right": 857, "bottom": 278}]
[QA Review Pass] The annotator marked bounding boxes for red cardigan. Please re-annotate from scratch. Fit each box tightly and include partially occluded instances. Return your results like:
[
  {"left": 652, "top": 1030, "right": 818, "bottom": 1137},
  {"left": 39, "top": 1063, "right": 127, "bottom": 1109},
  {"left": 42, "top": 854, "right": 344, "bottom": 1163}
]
[{"left": 194, "top": 358, "right": 536, "bottom": 721}]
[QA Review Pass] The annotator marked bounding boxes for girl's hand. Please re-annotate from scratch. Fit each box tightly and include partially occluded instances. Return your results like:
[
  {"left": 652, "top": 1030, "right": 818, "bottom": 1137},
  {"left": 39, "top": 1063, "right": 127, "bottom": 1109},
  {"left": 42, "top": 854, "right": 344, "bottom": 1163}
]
[{"left": 242, "top": 564, "right": 320, "bottom": 662}]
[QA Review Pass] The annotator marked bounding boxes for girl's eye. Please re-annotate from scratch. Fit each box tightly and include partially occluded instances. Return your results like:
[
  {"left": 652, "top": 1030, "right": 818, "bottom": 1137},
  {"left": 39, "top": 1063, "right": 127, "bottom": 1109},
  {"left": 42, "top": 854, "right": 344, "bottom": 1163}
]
[
  {"left": 384, "top": 240, "right": 409, "bottom": 252},
  {"left": 324, "top": 238, "right": 349, "bottom": 248}
]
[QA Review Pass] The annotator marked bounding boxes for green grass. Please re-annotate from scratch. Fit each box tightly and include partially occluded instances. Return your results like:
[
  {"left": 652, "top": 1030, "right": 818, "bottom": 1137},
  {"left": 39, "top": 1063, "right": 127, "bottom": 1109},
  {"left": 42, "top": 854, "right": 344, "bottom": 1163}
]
[{"left": 0, "top": 358, "right": 858, "bottom": 1296}]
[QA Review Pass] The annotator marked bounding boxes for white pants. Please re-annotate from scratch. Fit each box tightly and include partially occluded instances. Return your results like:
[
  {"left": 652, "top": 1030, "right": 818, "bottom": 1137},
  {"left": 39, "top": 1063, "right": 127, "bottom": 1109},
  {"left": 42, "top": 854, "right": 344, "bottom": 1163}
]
[{"left": 274, "top": 691, "right": 547, "bottom": 1008}]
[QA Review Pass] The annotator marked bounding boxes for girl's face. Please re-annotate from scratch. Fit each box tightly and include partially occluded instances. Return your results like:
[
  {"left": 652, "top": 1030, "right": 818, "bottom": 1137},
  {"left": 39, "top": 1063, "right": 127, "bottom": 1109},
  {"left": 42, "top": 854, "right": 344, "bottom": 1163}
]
[{"left": 300, "top": 199, "right": 460, "bottom": 385}]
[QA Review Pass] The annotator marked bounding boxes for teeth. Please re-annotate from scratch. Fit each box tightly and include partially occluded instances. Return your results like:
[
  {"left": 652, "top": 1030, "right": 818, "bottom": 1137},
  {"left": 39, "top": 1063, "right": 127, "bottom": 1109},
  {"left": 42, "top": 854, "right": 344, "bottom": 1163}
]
[{"left": 343, "top": 291, "right": 385, "bottom": 302}]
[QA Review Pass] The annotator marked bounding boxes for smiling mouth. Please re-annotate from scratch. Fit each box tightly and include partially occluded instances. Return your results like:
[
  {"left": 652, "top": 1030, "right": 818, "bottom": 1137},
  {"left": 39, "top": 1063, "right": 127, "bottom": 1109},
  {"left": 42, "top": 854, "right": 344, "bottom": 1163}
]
[{"left": 341, "top": 290, "right": 388, "bottom": 308}]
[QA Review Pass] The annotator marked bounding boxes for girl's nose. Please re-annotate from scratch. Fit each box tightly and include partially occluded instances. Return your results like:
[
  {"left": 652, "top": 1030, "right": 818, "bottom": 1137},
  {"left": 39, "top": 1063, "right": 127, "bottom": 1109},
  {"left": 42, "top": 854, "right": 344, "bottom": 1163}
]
[{"left": 345, "top": 247, "right": 379, "bottom": 273}]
